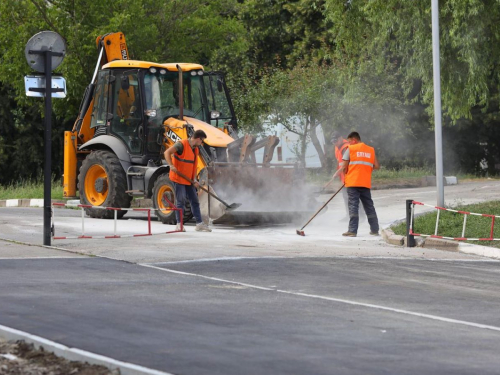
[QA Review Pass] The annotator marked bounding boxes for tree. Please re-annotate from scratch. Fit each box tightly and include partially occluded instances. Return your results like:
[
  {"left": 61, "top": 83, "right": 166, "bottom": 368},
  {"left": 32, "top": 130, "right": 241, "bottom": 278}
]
[
  {"left": 324, "top": 0, "right": 500, "bottom": 122},
  {"left": 0, "top": 0, "right": 246, "bottom": 184}
]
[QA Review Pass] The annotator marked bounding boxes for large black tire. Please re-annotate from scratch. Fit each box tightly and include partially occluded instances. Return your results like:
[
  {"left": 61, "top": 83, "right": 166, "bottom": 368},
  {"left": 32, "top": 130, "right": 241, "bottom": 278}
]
[
  {"left": 78, "top": 150, "right": 132, "bottom": 219},
  {"left": 152, "top": 174, "right": 193, "bottom": 224}
]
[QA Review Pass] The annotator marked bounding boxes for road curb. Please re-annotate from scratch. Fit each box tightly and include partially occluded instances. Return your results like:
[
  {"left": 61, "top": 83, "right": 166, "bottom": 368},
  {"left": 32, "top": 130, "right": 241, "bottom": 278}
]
[
  {"left": 0, "top": 199, "right": 150, "bottom": 208},
  {"left": 0, "top": 199, "right": 65, "bottom": 208},
  {"left": 383, "top": 225, "right": 500, "bottom": 259},
  {"left": 381, "top": 228, "right": 404, "bottom": 246},
  {"left": 420, "top": 237, "right": 459, "bottom": 251},
  {"left": 458, "top": 242, "right": 500, "bottom": 259},
  {"left": 0, "top": 324, "right": 172, "bottom": 375}
]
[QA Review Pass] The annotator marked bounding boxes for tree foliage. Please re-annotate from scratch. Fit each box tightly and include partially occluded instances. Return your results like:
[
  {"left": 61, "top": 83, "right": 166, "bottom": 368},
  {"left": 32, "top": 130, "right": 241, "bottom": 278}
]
[
  {"left": 1, "top": 0, "right": 500, "bottom": 185},
  {"left": 0, "top": 0, "right": 245, "bottom": 183}
]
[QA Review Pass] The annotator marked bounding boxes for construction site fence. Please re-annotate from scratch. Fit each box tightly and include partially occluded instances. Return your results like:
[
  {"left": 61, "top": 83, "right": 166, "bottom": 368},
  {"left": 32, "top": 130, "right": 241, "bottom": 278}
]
[
  {"left": 406, "top": 199, "right": 499, "bottom": 247},
  {"left": 51, "top": 194, "right": 182, "bottom": 240}
]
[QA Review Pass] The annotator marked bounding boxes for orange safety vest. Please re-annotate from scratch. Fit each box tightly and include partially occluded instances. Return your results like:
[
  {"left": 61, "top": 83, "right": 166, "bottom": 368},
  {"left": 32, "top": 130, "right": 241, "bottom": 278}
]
[
  {"left": 169, "top": 139, "right": 199, "bottom": 185},
  {"left": 345, "top": 142, "right": 376, "bottom": 189},
  {"left": 335, "top": 139, "right": 349, "bottom": 183}
]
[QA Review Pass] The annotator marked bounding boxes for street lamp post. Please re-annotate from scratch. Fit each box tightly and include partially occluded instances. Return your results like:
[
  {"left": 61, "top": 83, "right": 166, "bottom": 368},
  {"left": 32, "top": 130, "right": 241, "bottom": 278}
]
[{"left": 431, "top": 0, "right": 445, "bottom": 207}]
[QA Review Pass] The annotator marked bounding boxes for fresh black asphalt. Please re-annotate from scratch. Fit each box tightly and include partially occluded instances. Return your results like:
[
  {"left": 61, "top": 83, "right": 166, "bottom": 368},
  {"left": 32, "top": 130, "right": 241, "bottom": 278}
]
[{"left": 1, "top": 256, "right": 500, "bottom": 374}]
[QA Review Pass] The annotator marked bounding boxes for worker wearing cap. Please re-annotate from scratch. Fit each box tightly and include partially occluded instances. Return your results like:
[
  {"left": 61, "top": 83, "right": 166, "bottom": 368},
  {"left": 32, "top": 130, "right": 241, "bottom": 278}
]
[
  {"left": 164, "top": 129, "right": 212, "bottom": 232},
  {"left": 341, "top": 131, "right": 380, "bottom": 237}
]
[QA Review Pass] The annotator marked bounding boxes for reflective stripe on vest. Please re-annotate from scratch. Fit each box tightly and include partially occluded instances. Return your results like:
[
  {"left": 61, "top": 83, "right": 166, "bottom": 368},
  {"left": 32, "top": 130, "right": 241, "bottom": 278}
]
[
  {"left": 173, "top": 154, "right": 195, "bottom": 164},
  {"left": 349, "top": 160, "right": 374, "bottom": 167},
  {"left": 345, "top": 142, "right": 375, "bottom": 189},
  {"left": 169, "top": 139, "right": 198, "bottom": 185}
]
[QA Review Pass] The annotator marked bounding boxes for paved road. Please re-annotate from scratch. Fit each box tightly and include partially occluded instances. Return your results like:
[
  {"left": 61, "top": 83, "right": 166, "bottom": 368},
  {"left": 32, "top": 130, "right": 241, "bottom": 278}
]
[
  {"left": 1, "top": 255, "right": 500, "bottom": 374},
  {"left": 2, "top": 180, "right": 500, "bottom": 263},
  {"left": 1, "top": 180, "right": 500, "bottom": 373}
]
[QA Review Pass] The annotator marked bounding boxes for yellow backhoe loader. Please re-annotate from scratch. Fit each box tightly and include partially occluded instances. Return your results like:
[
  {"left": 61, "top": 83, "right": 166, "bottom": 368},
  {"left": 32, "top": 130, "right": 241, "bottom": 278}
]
[{"left": 63, "top": 32, "right": 314, "bottom": 225}]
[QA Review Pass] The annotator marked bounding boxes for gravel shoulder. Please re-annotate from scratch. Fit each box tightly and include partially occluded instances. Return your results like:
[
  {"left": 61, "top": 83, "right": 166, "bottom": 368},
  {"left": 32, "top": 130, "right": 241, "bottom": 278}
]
[{"left": 0, "top": 338, "right": 117, "bottom": 375}]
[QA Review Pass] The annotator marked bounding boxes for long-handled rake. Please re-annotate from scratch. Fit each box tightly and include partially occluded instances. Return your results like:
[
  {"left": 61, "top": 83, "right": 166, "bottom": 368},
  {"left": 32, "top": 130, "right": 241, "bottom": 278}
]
[
  {"left": 174, "top": 170, "right": 241, "bottom": 210},
  {"left": 296, "top": 184, "right": 345, "bottom": 236}
]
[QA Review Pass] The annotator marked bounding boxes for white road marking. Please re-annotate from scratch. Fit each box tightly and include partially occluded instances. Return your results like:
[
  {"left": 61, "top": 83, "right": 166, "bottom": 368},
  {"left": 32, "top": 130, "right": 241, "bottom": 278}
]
[
  {"left": 141, "top": 263, "right": 500, "bottom": 333},
  {"left": 0, "top": 353, "right": 18, "bottom": 361},
  {"left": 147, "top": 256, "right": 500, "bottom": 265},
  {"left": 277, "top": 289, "right": 500, "bottom": 332},
  {"left": 0, "top": 324, "right": 173, "bottom": 375},
  {"left": 0, "top": 256, "right": 85, "bottom": 260},
  {"left": 140, "top": 264, "right": 274, "bottom": 291},
  {"left": 150, "top": 256, "right": 287, "bottom": 265}
]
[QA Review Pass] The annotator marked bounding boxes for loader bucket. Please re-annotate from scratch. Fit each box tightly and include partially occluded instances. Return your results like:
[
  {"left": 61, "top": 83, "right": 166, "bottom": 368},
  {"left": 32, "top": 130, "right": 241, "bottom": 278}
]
[{"left": 197, "top": 163, "right": 319, "bottom": 225}]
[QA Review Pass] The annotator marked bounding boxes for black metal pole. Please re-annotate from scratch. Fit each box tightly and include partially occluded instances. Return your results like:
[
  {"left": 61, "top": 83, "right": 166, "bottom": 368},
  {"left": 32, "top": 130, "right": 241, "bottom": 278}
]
[
  {"left": 406, "top": 199, "right": 415, "bottom": 248},
  {"left": 43, "top": 51, "right": 52, "bottom": 246}
]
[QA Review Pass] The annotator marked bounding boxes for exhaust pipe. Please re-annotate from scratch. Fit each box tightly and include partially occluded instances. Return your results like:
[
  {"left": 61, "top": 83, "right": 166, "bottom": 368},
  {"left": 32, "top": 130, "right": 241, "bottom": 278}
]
[{"left": 176, "top": 64, "right": 184, "bottom": 120}]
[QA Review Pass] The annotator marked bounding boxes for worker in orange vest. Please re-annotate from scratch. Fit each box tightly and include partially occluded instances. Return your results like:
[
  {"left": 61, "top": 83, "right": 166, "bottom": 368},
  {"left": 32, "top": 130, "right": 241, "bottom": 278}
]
[
  {"left": 341, "top": 131, "right": 380, "bottom": 237},
  {"left": 164, "top": 129, "right": 212, "bottom": 232},
  {"left": 331, "top": 132, "right": 350, "bottom": 219}
]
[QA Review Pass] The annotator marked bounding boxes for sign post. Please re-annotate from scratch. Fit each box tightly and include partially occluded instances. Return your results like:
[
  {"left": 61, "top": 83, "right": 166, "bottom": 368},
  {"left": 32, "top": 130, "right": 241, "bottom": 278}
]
[{"left": 24, "top": 31, "right": 66, "bottom": 246}]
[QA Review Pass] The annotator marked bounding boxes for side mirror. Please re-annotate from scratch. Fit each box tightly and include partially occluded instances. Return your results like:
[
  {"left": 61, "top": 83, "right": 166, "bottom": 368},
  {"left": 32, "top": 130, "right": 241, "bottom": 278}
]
[
  {"left": 210, "top": 110, "right": 221, "bottom": 119},
  {"left": 145, "top": 109, "right": 157, "bottom": 118}
]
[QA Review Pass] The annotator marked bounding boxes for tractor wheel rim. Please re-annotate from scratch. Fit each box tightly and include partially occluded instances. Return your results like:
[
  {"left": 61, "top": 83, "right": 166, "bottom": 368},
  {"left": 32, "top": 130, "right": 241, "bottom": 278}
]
[
  {"left": 157, "top": 185, "right": 174, "bottom": 214},
  {"left": 85, "top": 164, "right": 108, "bottom": 206}
]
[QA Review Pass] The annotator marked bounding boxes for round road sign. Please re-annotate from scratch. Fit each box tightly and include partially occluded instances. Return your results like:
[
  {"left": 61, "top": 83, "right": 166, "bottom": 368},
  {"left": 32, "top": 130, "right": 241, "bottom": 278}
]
[{"left": 25, "top": 31, "right": 66, "bottom": 73}]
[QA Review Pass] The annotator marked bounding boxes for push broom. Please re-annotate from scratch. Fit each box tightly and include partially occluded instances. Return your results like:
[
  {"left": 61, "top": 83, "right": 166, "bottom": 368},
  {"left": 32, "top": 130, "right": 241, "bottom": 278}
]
[
  {"left": 296, "top": 184, "right": 345, "bottom": 236},
  {"left": 174, "top": 170, "right": 242, "bottom": 210}
]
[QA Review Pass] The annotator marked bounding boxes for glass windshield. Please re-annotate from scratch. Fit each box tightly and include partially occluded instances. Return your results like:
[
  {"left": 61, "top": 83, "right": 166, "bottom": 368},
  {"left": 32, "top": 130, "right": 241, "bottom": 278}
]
[
  {"left": 204, "top": 74, "right": 232, "bottom": 120},
  {"left": 144, "top": 71, "right": 208, "bottom": 122},
  {"left": 90, "top": 70, "right": 110, "bottom": 129},
  {"left": 108, "top": 70, "right": 143, "bottom": 154}
]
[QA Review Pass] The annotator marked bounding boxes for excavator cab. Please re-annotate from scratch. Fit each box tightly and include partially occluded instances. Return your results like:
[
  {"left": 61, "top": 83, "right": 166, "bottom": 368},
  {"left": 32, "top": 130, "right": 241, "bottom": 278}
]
[
  {"left": 64, "top": 32, "right": 314, "bottom": 226},
  {"left": 90, "top": 68, "right": 160, "bottom": 162},
  {"left": 90, "top": 64, "right": 236, "bottom": 160}
]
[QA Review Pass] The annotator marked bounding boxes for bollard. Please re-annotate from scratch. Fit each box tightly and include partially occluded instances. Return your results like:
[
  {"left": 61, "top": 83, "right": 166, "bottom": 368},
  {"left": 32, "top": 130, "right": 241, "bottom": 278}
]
[{"left": 406, "top": 199, "right": 416, "bottom": 247}]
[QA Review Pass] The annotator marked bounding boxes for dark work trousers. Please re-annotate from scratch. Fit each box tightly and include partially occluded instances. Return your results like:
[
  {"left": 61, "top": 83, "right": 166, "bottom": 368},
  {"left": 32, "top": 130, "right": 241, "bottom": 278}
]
[
  {"left": 347, "top": 187, "right": 379, "bottom": 234},
  {"left": 174, "top": 183, "right": 203, "bottom": 224},
  {"left": 341, "top": 186, "right": 366, "bottom": 220}
]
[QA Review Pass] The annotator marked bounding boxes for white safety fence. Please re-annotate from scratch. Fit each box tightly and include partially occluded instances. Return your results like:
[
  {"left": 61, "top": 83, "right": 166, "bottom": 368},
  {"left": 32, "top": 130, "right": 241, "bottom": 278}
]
[
  {"left": 410, "top": 200, "right": 499, "bottom": 241},
  {"left": 51, "top": 196, "right": 183, "bottom": 240}
]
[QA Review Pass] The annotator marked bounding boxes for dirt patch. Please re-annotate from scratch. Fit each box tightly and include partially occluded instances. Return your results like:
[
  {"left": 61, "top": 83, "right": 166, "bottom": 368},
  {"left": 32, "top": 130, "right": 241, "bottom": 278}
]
[{"left": 0, "top": 338, "right": 118, "bottom": 375}]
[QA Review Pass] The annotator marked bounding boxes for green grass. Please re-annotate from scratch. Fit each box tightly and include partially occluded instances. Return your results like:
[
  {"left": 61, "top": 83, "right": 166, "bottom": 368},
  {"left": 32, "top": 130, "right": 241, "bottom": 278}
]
[
  {"left": 308, "top": 166, "right": 444, "bottom": 185},
  {"left": 372, "top": 166, "right": 433, "bottom": 180},
  {"left": 0, "top": 178, "right": 65, "bottom": 200},
  {"left": 307, "top": 166, "right": 496, "bottom": 185},
  {"left": 392, "top": 201, "right": 500, "bottom": 249}
]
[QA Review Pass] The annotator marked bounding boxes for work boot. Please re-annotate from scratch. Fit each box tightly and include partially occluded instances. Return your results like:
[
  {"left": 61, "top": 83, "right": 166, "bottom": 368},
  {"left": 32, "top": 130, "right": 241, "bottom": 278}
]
[
  {"left": 342, "top": 231, "right": 356, "bottom": 237},
  {"left": 195, "top": 223, "right": 212, "bottom": 232},
  {"left": 370, "top": 231, "right": 379, "bottom": 236},
  {"left": 175, "top": 223, "right": 186, "bottom": 232}
]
